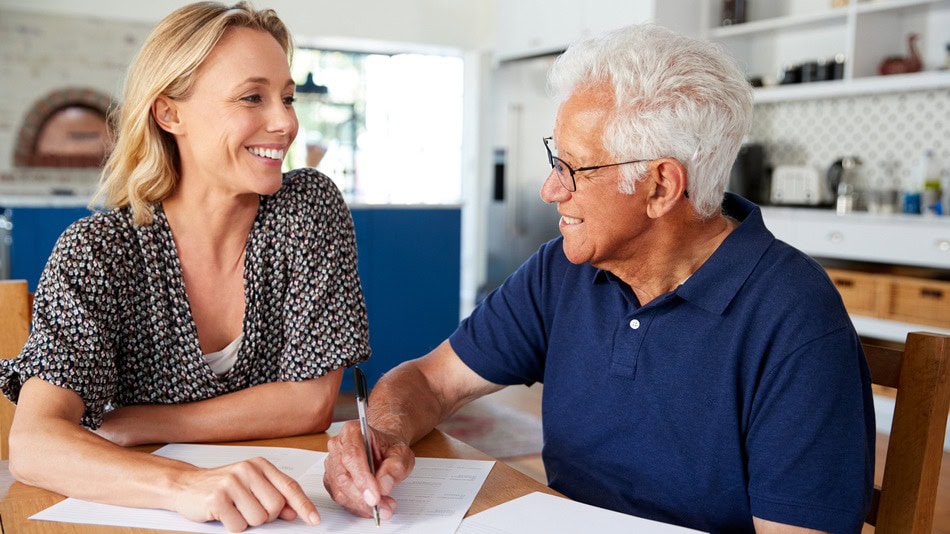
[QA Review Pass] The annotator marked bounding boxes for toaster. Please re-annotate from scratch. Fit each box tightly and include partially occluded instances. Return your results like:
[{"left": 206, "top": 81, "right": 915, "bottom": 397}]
[{"left": 770, "top": 165, "right": 831, "bottom": 205}]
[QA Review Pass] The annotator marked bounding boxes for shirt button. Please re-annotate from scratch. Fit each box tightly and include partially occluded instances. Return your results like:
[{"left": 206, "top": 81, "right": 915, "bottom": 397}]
[{"left": 629, "top": 319, "right": 640, "bottom": 330}]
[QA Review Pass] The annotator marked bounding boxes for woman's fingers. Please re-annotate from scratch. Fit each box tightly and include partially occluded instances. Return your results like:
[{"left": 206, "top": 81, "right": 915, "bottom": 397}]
[
  {"left": 254, "top": 458, "right": 319, "bottom": 525},
  {"left": 175, "top": 458, "right": 318, "bottom": 532}
]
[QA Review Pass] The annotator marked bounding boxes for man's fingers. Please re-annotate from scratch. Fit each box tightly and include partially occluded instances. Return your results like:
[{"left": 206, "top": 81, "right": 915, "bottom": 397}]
[
  {"left": 338, "top": 435, "right": 383, "bottom": 504},
  {"left": 325, "top": 460, "right": 375, "bottom": 518}
]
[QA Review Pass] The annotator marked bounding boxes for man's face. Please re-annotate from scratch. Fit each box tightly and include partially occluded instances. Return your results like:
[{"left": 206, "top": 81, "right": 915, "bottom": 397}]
[{"left": 539, "top": 87, "right": 650, "bottom": 271}]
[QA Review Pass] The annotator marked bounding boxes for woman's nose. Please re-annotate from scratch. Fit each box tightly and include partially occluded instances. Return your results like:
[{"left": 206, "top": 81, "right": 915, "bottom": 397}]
[{"left": 268, "top": 101, "right": 297, "bottom": 136}]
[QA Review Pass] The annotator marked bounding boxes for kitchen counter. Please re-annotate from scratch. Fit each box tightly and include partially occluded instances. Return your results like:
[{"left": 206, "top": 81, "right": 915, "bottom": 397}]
[
  {"left": 762, "top": 205, "right": 950, "bottom": 226},
  {"left": 0, "top": 194, "right": 97, "bottom": 208},
  {"left": 0, "top": 192, "right": 461, "bottom": 210}
]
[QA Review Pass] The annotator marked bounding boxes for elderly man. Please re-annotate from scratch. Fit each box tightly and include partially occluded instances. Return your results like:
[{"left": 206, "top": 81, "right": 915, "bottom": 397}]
[{"left": 325, "top": 24, "right": 874, "bottom": 533}]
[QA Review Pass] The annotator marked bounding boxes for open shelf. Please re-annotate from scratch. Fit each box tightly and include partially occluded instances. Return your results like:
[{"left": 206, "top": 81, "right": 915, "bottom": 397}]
[
  {"left": 708, "top": 9, "right": 848, "bottom": 39},
  {"left": 753, "top": 70, "right": 950, "bottom": 103}
]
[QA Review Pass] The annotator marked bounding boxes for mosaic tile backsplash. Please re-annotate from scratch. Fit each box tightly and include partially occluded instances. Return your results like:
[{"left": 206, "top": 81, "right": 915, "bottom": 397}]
[{"left": 750, "top": 88, "right": 950, "bottom": 193}]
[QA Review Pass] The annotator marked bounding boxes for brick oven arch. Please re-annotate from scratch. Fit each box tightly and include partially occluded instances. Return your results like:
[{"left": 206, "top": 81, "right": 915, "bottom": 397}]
[{"left": 13, "top": 87, "right": 114, "bottom": 168}]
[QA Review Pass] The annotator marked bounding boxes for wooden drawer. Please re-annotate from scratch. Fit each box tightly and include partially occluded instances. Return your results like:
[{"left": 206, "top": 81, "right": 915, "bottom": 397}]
[
  {"left": 825, "top": 268, "right": 889, "bottom": 317},
  {"left": 886, "top": 276, "right": 950, "bottom": 329}
]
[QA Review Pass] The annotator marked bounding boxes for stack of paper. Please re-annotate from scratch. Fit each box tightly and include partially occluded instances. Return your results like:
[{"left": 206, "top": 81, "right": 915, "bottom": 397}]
[{"left": 31, "top": 443, "right": 494, "bottom": 533}]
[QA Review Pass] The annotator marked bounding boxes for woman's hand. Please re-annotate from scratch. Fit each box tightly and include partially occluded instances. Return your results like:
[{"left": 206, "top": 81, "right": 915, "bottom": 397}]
[
  {"left": 173, "top": 457, "right": 320, "bottom": 533},
  {"left": 323, "top": 420, "right": 415, "bottom": 520}
]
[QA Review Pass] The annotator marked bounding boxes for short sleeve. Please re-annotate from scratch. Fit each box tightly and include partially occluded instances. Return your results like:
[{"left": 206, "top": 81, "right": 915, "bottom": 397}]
[
  {"left": 450, "top": 242, "right": 557, "bottom": 386},
  {"left": 746, "top": 328, "right": 874, "bottom": 532},
  {"left": 0, "top": 218, "right": 120, "bottom": 428},
  {"left": 277, "top": 171, "right": 371, "bottom": 378}
]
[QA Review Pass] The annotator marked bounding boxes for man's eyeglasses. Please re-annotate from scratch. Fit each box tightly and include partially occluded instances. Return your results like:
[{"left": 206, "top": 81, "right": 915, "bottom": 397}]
[{"left": 543, "top": 136, "right": 654, "bottom": 192}]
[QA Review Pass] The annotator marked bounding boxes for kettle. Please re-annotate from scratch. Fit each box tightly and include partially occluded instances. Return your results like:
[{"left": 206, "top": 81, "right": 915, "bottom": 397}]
[{"left": 827, "top": 157, "right": 863, "bottom": 214}]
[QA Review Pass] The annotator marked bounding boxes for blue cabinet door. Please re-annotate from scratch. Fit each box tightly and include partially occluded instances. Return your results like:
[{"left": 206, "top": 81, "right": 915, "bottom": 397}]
[{"left": 349, "top": 208, "right": 461, "bottom": 388}]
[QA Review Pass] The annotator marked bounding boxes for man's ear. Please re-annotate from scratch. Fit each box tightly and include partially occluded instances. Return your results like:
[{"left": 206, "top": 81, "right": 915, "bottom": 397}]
[
  {"left": 152, "top": 96, "right": 182, "bottom": 134},
  {"left": 645, "top": 158, "right": 688, "bottom": 219}
]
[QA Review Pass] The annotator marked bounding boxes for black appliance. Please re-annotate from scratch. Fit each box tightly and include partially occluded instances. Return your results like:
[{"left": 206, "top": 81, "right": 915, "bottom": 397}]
[{"left": 728, "top": 143, "right": 769, "bottom": 205}]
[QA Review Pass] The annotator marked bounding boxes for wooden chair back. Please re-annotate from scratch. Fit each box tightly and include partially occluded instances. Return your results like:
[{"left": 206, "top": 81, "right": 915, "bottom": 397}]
[
  {"left": 863, "top": 331, "right": 950, "bottom": 533},
  {"left": 0, "top": 280, "right": 31, "bottom": 460}
]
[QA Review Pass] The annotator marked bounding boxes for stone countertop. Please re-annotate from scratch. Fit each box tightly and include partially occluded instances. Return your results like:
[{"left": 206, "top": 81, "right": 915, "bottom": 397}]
[
  {"left": 0, "top": 193, "right": 461, "bottom": 210},
  {"left": 0, "top": 194, "right": 97, "bottom": 208}
]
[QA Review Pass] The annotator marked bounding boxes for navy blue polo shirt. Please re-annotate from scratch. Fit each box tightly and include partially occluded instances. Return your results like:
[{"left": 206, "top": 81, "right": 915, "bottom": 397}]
[{"left": 450, "top": 194, "right": 874, "bottom": 533}]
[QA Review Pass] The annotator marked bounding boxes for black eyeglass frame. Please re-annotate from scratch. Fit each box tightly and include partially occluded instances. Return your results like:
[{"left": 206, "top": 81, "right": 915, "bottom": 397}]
[{"left": 543, "top": 136, "right": 656, "bottom": 192}]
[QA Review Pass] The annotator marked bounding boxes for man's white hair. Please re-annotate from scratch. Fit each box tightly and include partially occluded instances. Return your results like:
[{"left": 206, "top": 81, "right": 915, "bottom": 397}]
[{"left": 548, "top": 24, "right": 753, "bottom": 218}]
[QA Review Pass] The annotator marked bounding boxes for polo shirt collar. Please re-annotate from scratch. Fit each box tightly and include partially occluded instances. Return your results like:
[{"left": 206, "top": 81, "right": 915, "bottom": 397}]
[{"left": 593, "top": 193, "right": 775, "bottom": 315}]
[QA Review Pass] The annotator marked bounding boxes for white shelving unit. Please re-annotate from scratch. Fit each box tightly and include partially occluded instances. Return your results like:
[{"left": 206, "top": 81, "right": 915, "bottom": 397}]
[{"left": 703, "top": 0, "right": 950, "bottom": 103}]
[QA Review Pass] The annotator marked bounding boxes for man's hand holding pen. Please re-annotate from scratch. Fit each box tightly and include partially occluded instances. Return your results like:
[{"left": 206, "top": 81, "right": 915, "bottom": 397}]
[{"left": 324, "top": 371, "right": 416, "bottom": 522}]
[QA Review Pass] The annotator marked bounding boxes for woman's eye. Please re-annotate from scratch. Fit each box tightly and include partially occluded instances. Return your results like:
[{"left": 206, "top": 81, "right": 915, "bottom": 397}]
[
  {"left": 241, "top": 94, "right": 263, "bottom": 104},
  {"left": 283, "top": 96, "right": 297, "bottom": 106}
]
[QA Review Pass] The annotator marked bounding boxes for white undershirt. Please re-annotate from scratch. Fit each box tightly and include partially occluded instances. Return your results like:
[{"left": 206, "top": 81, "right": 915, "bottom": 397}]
[{"left": 202, "top": 333, "right": 243, "bottom": 376}]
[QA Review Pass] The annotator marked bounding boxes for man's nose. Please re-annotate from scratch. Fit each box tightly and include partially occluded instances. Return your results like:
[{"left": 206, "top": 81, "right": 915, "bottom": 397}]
[{"left": 540, "top": 169, "right": 569, "bottom": 204}]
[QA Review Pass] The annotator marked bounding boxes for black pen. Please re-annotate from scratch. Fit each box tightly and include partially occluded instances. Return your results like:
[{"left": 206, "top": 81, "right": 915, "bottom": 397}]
[{"left": 354, "top": 367, "right": 381, "bottom": 527}]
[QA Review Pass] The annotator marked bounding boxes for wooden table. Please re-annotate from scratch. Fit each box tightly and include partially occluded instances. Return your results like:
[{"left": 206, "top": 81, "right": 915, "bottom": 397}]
[{"left": 0, "top": 425, "right": 562, "bottom": 533}]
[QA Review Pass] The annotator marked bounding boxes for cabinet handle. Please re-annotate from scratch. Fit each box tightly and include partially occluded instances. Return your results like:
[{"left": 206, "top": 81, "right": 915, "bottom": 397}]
[
  {"left": 921, "top": 288, "right": 944, "bottom": 299},
  {"left": 936, "top": 239, "right": 950, "bottom": 252},
  {"left": 828, "top": 231, "right": 844, "bottom": 243},
  {"left": 834, "top": 278, "right": 854, "bottom": 288}
]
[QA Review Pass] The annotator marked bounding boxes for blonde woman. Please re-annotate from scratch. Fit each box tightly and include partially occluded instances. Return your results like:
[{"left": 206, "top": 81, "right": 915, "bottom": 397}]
[{"left": 0, "top": 2, "right": 369, "bottom": 530}]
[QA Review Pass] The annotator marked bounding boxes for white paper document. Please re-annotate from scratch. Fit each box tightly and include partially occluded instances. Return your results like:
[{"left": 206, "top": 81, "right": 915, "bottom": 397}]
[
  {"left": 456, "top": 492, "right": 704, "bottom": 534},
  {"left": 31, "top": 443, "right": 494, "bottom": 533}
]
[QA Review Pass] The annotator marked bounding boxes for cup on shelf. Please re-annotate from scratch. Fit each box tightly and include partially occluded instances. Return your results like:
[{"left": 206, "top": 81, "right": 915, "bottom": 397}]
[{"left": 780, "top": 63, "right": 802, "bottom": 85}]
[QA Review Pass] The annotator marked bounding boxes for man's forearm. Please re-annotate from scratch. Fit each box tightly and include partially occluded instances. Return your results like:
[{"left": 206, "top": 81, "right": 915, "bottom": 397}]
[{"left": 366, "top": 361, "right": 450, "bottom": 446}]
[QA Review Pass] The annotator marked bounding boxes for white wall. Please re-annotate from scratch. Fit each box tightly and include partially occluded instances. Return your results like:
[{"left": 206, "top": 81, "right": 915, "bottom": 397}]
[{"left": 0, "top": 0, "right": 496, "bottom": 52}]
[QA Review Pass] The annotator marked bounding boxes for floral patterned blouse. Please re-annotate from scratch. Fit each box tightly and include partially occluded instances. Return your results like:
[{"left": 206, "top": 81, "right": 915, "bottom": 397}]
[{"left": 0, "top": 168, "right": 370, "bottom": 428}]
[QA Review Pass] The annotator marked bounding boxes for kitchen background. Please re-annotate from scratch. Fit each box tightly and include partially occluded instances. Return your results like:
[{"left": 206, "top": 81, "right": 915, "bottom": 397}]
[
  {"left": 752, "top": 90, "right": 950, "bottom": 194},
  {"left": 1, "top": 0, "right": 949, "bottom": 390}
]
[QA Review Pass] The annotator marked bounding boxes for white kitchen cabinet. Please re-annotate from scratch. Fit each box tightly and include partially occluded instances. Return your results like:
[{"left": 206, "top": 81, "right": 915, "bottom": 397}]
[
  {"left": 763, "top": 207, "right": 950, "bottom": 269},
  {"left": 703, "top": 0, "right": 950, "bottom": 103},
  {"left": 494, "top": 0, "right": 702, "bottom": 62},
  {"left": 762, "top": 207, "right": 950, "bottom": 341}
]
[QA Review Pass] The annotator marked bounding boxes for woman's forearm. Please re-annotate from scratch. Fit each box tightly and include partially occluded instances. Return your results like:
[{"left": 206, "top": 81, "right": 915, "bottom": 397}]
[
  {"left": 8, "top": 378, "right": 195, "bottom": 510},
  {"left": 10, "top": 378, "right": 320, "bottom": 529},
  {"left": 98, "top": 371, "right": 344, "bottom": 446}
]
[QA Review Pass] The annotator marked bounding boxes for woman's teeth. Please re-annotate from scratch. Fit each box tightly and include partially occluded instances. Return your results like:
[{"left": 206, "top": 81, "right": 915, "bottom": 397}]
[{"left": 247, "top": 147, "right": 283, "bottom": 160}]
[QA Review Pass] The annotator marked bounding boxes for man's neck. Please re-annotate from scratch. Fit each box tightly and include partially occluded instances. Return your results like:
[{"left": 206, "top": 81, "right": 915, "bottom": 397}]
[{"left": 609, "top": 214, "right": 739, "bottom": 306}]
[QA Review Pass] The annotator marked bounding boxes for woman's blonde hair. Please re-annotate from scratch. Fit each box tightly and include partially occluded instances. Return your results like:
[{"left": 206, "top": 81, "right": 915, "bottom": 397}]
[{"left": 95, "top": 1, "right": 293, "bottom": 225}]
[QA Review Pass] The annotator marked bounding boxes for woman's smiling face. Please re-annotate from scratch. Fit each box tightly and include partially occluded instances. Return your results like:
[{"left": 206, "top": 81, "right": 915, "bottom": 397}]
[{"left": 169, "top": 26, "right": 298, "bottom": 197}]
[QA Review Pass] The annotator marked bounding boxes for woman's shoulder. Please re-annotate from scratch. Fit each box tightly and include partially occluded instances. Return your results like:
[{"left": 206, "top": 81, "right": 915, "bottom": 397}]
[
  {"left": 273, "top": 168, "right": 347, "bottom": 209},
  {"left": 41, "top": 207, "right": 141, "bottom": 289},
  {"left": 55, "top": 207, "right": 137, "bottom": 254},
  {"left": 260, "top": 168, "right": 350, "bottom": 230}
]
